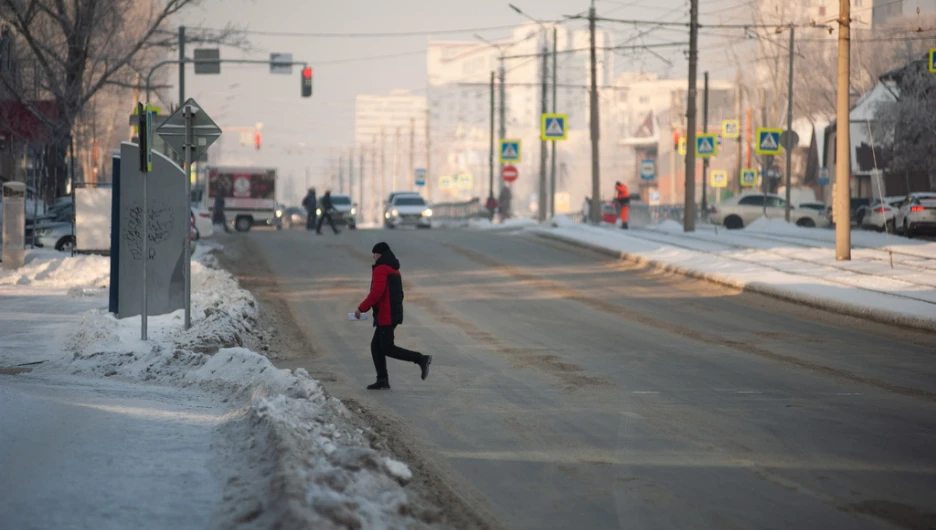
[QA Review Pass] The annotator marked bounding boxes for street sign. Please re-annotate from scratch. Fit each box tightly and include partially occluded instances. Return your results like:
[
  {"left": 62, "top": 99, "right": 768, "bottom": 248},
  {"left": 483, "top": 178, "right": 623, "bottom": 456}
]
[
  {"left": 456, "top": 173, "right": 473, "bottom": 191},
  {"left": 499, "top": 139, "right": 522, "bottom": 163},
  {"left": 740, "top": 168, "right": 758, "bottom": 187},
  {"left": 695, "top": 134, "right": 718, "bottom": 158},
  {"left": 155, "top": 98, "right": 222, "bottom": 163},
  {"left": 501, "top": 165, "right": 519, "bottom": 182},
  {"left": 414, "top": 168, "right": 427, "bottom": 187},
  {"left": 722, "top": 119, "right": 740, "bottom": 138},
  {"left": 930, "top": 48, "right": 936, "bottom": 73},
  {"left": 710, "top": 170, "right": 728, "bottom": 188},
  {"left": 648, "top": 189, "right": 661, "bottom": 206},
  {"left": 767, "top": 168, "right": 780, "bottom": 179},
  {"left": 716, "top": 134, "right": 723, "bottom": 146},
  {"left": 270, "top": 53, "right": 293, "bottom": 74},
  {"left": 439, "top": 175, "right": 453, "bottom": 191},
  {"left": 193, "top": 49, "right": 220, "bottom": 74},
  {"left": 640, "top": 159, "right": 655, "bottom": 180},
  {"left": 541, "top": 114, "right": 567, "bottom": 141},
  {"left": 779, "top": 130, "right": 800, "bottom": 149},
  {"left": 755, "top": 128, "right": 782, "bottom": 155},
  {"left": 678, "top": 137, "right": 687, "bottom": 155},
  {"left": 818, "top": 167, "right": 830, "bottom": 185}
]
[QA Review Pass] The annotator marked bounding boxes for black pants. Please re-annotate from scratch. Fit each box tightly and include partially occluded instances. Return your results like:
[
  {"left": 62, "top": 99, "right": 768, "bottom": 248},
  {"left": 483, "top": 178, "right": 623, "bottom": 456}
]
[
  {"left": 305, "top": 209, "right": 316, "bottom": 230},
  {"left": 316, "top": 211, "right": 338, "bottom": 234},
  {"left": 371, "top": 325, "right": 423, "bottom": 380}
]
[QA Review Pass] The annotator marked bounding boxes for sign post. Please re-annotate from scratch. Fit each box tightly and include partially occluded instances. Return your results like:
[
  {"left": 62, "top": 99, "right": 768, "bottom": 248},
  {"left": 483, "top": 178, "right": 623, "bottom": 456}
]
[
  {"left": 740, "top": 168, "right": 758, "bottom": 188},
  {"left": 156, "top": 98, "right": 222, "bottom": 330},
  {"left": 640, "top": 159, "right": 655, "bottom": 180},
  {"left": 499, "top": 140, "right": 522, "bottom": 163},
  {"left": 137, "top": 102, "right": 151, "bottom": 340},
  {"left": 502, "top": 165, "right": 519, "bottom": 183}
]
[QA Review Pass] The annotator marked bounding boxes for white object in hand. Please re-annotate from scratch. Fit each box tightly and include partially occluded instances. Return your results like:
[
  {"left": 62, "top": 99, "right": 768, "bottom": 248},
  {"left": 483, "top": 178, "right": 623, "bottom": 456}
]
[{"left": 349, "top": 312, "right": 368, "bottom": 321}]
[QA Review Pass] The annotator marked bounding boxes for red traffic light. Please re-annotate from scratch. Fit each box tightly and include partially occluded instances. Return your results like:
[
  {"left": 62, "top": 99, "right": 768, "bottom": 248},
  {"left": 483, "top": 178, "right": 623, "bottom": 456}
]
[{"left": 303, "top": 67, "right": 312, "bottom": 78}]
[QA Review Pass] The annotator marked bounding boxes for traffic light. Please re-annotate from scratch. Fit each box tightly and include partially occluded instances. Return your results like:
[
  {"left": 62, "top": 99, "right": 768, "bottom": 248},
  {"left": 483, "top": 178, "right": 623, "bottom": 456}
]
[{"left": 301, "top": 67, "right": 313, "bottom": 98}]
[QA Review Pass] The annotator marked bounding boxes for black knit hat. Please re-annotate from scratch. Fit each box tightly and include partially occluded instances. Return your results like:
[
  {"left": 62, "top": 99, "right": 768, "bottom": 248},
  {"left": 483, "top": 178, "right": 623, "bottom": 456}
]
[{"left": 372, "top": 242, "right": 391, "bottom": 255}]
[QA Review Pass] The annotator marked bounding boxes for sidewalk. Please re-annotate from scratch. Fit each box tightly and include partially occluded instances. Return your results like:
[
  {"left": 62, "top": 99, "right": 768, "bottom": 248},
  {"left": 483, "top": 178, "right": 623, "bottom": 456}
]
[
  {"left": 0, "top": 247, "right": 440, "bottom": 530},
  {"left": 531, "top": 217, "right": 936, "bottom": 332}
]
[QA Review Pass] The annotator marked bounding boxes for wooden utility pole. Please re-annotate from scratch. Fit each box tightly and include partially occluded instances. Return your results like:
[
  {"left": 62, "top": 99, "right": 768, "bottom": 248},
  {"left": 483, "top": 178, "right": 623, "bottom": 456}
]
[
  {"left": 588, "top": 1, "right": 601, "bottom": 223},
  {"left": 683, "top": 0, "right": 699, "bottom": 232},
  {"left": 371, "top": 135, "right": 377, "bottom": 224},
  {"left": 425, "top": 106, "right": 431, "bottom": 201},
  {"left": 835, "top": 0, "right": 851, "bottom": 260},
  {"left": 409, "top": 117, "right": 415, "bottom": 191}
]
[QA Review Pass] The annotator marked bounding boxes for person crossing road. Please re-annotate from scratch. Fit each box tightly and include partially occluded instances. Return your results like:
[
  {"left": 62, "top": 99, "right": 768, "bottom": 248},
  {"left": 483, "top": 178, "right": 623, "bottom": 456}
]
[
  {"left": 354, "top": 242, "right": 432, "bottom": 390},
  {"left": 316, "top": 190, "right": 340, "bottom": 235}
]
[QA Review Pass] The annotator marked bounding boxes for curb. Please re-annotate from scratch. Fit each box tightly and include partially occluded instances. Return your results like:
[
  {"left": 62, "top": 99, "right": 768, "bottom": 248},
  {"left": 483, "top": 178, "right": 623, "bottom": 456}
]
[{"left": 533, "top": 229, "right": 936, "bottom": 334}]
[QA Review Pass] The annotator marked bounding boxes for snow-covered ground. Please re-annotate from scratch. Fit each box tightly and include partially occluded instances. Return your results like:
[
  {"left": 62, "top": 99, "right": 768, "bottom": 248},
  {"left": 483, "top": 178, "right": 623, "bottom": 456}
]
[
  {"left": 531, "top": 216, "right": 936, "bottom": 331},
  {"left": 0, "top": 245, "right": 440, "bottom": 529}
]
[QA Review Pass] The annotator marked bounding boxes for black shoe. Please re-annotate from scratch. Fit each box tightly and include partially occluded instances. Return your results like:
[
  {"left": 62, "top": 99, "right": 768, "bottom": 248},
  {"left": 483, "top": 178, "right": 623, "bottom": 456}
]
[
  {"left": 367, "top": 379, "right": 391, "bottom": 390},
  {"left": 419, "top": 355, "right": 432, "bottom": 381}
]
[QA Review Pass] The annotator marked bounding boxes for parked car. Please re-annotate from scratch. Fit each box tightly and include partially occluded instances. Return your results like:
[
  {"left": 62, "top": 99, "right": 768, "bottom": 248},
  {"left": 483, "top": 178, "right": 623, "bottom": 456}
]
[
  {"left": 709, "top": 193, "right": 830, "bottom": 229},
  {"left": 385, "top": 194, "right": 432, "bottom": 229},
  {"left": 191, "top": 206, "right": 213, "bottom": 239},
  {"left": 318, "top": 194, "right": 357, "bottom": 229},
  {"left": 856, "top": 196, "right": 904, "bottom": 232},
  {"left": 277, "top": 206, "right": 308, "bottom": 229},
  {"left": 895, "top": 192, "right": 936, "bottom": 237},
  {"left": 33, "top": 220, "right": 75, "bottom": 252}
]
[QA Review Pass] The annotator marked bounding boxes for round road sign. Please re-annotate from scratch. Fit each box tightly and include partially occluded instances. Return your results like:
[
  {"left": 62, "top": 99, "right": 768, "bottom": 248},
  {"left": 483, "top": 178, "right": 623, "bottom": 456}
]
[{"left": 502, "top": 165, "right": 519, "bottom": 182}]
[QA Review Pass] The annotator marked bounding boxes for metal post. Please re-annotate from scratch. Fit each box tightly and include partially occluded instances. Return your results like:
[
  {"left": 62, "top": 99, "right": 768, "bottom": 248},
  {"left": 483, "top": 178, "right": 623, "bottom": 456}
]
[
  {"left": 183, "top": 105, "right": 193, "bottom": 329},
  {"left": 498, "top": 55, "right": 507, "bottom": 214},
  {"left": 409, "top": 117, "right": 415, "bottom": 191},
  {"left": 425, "top": 106, "right": 432, "bottom": 201},
  {"left": 139, "top": 103, "right": 149, "bottom": 341},
  {"left": 538, "top": 36, "right": 548, "bottom": 222},
  {"left": 550, "top": 26, "right": 558, "bottom": 219},
  {"left": 702, "top": 71, "right": 709, "bottom": 218},
  {"left": 178, "top": 26, "right": 185, "bottom": 105},
  {"left": 359, "top": 148, "right": 365, "bottom": 224},
  {"left": 762, "top": 89, "right": 769, "bottom": 218},
  {"left": 348, "top": 147, "right": 354, "bottom": 204},
  {"left": 735, "top": 69, "right": 743, "bottom": 194},
  {"left": 380, "top": 129, "right": 386, "bottom": 217},
  {"left": 69, "top": 135, "right": 76, "bottom": 257},
  {"left": 371, "top": 135, "right": 378, "bottom": 224},
  {"left": 784, "top": 26, "right": 795, "bottom": 222},
  {"left": 684, "top": 0, "right": 699, "bottom": 232},
  {"left": 588, "top": 2, "right": 601, "bottom": 224},
  {"left": 835, "top": 0, "right": 851, "bottom": 260},
  {"left": 489, "top": 70, "right": 495, "bottom": 203}
]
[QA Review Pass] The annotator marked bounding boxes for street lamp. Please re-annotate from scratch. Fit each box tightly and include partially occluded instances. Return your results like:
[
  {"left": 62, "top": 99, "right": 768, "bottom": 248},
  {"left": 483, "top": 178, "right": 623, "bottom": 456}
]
[{"left": 507, "top": 3, "right": 556, "bottom": 220}]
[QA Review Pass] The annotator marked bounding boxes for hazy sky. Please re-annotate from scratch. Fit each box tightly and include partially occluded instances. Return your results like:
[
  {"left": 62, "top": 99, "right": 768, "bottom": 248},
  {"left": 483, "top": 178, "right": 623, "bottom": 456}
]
[{"left": 176, "top": 0, "right": 752, "bottom": 202}]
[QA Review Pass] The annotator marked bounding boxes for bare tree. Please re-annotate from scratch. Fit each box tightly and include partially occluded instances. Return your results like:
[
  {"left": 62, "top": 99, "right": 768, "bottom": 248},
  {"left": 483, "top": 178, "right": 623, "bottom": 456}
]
[
  {"left": 0, "top": 0, "right": 196, "bottom": 200},
  {"left": 875, "top": 57, "right": 936, "bottom": 189}
]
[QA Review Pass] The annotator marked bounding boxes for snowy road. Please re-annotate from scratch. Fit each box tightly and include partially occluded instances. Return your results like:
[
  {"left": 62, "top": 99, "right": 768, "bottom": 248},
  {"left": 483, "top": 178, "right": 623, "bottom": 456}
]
[
  {"left": 0, "top": 374, "right": 225, "bottom": 530},
  {"left": 231, "top": 227, "right": 936, "bottom": 530}
]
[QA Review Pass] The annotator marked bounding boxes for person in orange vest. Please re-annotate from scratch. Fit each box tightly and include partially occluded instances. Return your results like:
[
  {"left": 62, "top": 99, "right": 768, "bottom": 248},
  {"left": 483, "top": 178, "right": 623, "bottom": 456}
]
[{"left": 615, "top": 181, "right": 630, "bottom": 229}]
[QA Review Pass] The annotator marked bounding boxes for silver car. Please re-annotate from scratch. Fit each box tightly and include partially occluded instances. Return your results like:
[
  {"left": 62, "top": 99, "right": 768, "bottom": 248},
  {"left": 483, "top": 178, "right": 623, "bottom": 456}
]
[{"left": 318, "top": 194, "right": 357, "bottom": 229}]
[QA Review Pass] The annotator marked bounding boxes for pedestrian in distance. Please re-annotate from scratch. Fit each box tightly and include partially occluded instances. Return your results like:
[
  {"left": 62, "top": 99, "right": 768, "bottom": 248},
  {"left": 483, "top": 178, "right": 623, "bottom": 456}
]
[
  {"left": 615, "top": 181, "right": 630, "bottom": 229},
  {"left": 302, "top": 187, "right": 317, "bottom": 230},
  {"left": 212, "top": 187, "right": 231, "bottom": 233},
  {"left": 354, "top": 242, "right": 432, "bottom": 390},
  {"left": 316, "top": 190, "right": 340, "bottom": 235}
]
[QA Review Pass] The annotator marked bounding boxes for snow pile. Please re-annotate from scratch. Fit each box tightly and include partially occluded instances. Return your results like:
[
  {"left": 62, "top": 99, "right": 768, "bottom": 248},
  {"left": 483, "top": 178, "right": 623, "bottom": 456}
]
[
  {"left": 0, "top": 252, "right": 109, "bottom": 289},
  {"left": 652, "top": 219, "right": 684, "bottom": 234},
  {"left": 32, "top": 249, "right": 435, "bottom": 529},
  {"left": 745, "top": 216, "right": 808, "bottom": 235}
]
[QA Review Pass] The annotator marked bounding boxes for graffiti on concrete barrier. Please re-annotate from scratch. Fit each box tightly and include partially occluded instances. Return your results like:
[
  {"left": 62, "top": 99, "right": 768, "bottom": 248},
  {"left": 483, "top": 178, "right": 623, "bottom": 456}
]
[{"left": 125, "top": 202, "right": 175, "bottom": 260}]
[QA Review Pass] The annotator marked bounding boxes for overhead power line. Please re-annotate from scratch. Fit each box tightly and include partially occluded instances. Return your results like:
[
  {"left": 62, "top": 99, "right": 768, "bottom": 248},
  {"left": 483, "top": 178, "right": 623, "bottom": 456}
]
[{"left": 195, "top": 22, "right": 563, "bottom": 39}]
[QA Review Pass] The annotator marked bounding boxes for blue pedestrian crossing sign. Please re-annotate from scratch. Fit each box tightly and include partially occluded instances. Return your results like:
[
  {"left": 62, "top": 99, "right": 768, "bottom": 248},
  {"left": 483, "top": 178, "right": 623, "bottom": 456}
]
[
  {"left": 755, "top": 128, "right": 783, "bottom": 155},
  {"left": 640, "top": 159, "right": 655, "bottom": 180},
  {"left": 818, "top": 167, "right": 830, "bottom": 185},
  {"left": 499, "top": 139, "right": 522, "bottom": 163},
  {"left": 414, "top": 168, "right": 426, "bottom": 187},
  {"left": 930, "top": 48, "right": 936, "bottom": 73},
  {"left": 695, "top": 134, "right": 718, "bottom": 158},
  {"left": 710, "top": 170, "right": 728, "bottom": 188},
  {"left": 722, "top": 119, "right": 740, "bottom": 138},
  {"left": 740, "top": 168, "right": 758, "bottom": 187},
  {"left": 541, "top": 113, "right": 568, "bottom": 141}
]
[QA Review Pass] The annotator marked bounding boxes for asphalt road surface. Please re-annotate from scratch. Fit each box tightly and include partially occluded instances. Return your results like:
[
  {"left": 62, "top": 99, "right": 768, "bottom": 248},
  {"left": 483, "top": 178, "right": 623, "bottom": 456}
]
[{"left": 232, "top": 226, "right": 936, "bottom": 530}]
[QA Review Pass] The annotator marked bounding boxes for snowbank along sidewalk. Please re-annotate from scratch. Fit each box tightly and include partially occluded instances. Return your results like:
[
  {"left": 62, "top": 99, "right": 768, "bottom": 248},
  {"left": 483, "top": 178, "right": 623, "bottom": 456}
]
[
  {"left": 0, "top": 245, "right": 445, "bottom": 530},
  {"left": 532, "top": 216, "right": 936, "bottom": 332}
]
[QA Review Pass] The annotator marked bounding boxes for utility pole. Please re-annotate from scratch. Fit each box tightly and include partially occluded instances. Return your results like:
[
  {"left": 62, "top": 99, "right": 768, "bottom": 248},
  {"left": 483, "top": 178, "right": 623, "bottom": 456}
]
[
  {"left": 761, "top": 88, "right": 769, "bottom": 218},
  {"left": 489, "top": 70, "right": 496, "bottom": 203},
  {"left": 702, "top": 71, "right": 709, "bottom": 217},
  {"left": 393, "top": 127, "right": 400, "bottom": 192},
  {"left": 178, "top": 26, "right": 185, "bottom": 105},
  {"left": 380, "top": 129, "right": 386, "bottom": 217},
  {"left": 684, "top": 0, "right": 699, "bottom": 232},
  {"left": 835, "top": 0, "right": 851, "bottom": 260},
  {"left": 550, "top": 26, "right": 558, "bottom": 218},
  {"left": 498, "top": 55, "right": 507, "bottom": 213},
  {"left": 735, "top": 69, "right": 743, "bottom": 194},
  {"left": 538, "top": 32, "right": 548, "bottom": 222},
  {"left": 348, "top": 147, "right": 354, "bottom": 203},
  {"left": 784, "top": 26, "right": 795, "bottom": 222},
  {"left": 588, "top": 1, "right": 601, "bottom": 224},
  {"left": 371, "top": 135, "right": 377, "bottom": 224},
  {"left": 409, "top": 117, "right": 415, "bottom": 191},
  {"left": 425, "top": 106, "right": 432, "bottom": 201},
  {"left": 338, "top": 155, "right": 344, "bottom": 195},
  {"left": 359, "top": 147, "right": 365, "bottom": 224}
]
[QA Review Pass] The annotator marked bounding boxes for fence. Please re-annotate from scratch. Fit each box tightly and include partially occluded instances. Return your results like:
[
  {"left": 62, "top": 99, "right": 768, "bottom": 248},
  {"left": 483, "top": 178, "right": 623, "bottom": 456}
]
[{"left": 430, "top": 197, "right": 488, "bottom": 220}]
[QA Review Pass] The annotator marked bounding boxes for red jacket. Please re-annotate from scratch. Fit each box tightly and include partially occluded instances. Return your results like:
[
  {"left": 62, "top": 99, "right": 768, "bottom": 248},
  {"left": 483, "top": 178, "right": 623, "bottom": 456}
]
[{"left": 358, "top": 254, "right": 404, "bottom": 326}]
